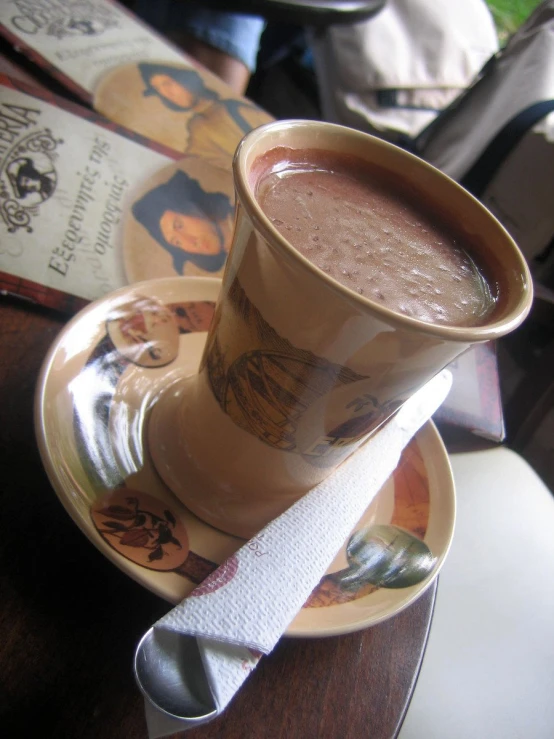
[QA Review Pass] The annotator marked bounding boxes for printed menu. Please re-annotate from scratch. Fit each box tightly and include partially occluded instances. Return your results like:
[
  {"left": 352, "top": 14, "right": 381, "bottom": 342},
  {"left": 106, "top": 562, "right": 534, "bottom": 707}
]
[
  {"left": 0, "top": 0, "right": 184, "bottom": 104},
  {"left": 0, "top": 1, "right": 273, "bottom": 158},
  {"left": 0, "top": 74, "right": 178, "bottom": 311},
  {"left": 433, "top": 340, "right": 505, "bottom": 443}
]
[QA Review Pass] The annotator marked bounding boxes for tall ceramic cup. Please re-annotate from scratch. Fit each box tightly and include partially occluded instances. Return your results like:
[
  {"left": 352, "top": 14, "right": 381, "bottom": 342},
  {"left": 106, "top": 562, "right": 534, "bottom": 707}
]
[{"left": 148, "top": 120, "right": 532, "bottom": 538}]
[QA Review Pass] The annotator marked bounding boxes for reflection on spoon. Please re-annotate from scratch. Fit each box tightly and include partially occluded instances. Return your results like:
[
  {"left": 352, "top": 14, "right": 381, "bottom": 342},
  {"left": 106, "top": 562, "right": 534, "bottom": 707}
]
[
  {"left": 334, "top": 524, "right": 436, "bottom": 590},
  {"left": 134, "top": 627, "right": 217, "bottom": 724}
]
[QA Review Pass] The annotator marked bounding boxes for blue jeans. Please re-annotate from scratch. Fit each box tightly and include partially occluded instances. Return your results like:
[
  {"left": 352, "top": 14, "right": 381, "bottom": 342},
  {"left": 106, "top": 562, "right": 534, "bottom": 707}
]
[{"left": 133, "top": 2, "right": 266, "bottom": 72}]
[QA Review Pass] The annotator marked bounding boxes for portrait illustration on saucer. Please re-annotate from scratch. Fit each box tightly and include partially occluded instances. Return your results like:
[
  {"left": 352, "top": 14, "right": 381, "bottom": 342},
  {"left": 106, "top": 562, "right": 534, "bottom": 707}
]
[
  {"left": 94, "top": 61, "right": 272, "bottom": 162},
  {"left": 106, "top": 296, "right": 180, "bottom": 368},
  {"left": 124, "top": 158, "right": 235, "bottom": 282}
]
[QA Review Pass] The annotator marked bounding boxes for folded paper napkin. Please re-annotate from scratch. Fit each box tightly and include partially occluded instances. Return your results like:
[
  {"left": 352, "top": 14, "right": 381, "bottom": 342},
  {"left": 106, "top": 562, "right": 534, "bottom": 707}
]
[{"left": 144, "top": 370, "right": 453, "bottom": 737}]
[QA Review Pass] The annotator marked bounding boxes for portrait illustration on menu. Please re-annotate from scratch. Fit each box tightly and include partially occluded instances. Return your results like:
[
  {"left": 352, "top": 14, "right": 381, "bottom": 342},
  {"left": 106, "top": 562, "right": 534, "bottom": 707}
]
[
  {"left": 94, "top": 61, "right": 272, "bottom": 162},
  {"left": 136, "top": 62, "right": 271, "bottom": 166},
  {"left": 131, "top": 169, "right": 232, "bottom": 276}
]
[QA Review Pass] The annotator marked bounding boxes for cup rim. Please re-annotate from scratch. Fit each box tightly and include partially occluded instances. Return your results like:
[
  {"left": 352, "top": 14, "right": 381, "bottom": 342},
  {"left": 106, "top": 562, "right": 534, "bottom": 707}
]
[{"left": 233, "top": 119, "right": 533, "bottom": 344}]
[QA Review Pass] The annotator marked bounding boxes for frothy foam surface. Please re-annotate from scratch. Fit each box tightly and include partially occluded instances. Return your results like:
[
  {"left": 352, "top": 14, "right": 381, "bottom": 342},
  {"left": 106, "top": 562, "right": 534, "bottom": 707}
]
[{"left": 255, "top": 148, "right": 495, "bottom": 327}]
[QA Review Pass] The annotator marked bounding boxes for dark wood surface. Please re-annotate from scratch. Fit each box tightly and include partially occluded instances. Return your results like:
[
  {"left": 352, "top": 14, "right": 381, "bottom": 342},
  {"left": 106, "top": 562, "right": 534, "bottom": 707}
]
[{"left": 0, "top": 297, "right": 436, "bottom": 738}]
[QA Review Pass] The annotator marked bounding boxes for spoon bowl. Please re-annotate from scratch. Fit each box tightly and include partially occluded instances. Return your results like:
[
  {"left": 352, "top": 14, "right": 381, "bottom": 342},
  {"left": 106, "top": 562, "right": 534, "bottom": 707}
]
[
  {"left": 336, "top": 524, "right": 437, "bottom": 590},
  {"left": 134, "top": 627, "right": 217, "bottom": 724}
]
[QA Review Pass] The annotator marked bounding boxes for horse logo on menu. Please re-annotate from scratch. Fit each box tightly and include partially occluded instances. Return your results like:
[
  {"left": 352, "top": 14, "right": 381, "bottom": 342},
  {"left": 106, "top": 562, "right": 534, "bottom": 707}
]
[
  {"left": 0, "top": 83, "right": 67, "bottom": 236},
  {"left": 0, "top": 126, "right": 62, "bottom": 233}
]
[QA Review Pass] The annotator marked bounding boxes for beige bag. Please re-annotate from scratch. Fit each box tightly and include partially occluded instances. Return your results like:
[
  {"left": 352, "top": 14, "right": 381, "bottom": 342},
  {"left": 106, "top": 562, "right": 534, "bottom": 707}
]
[
  {"left": 311, "top": 0, "right": 498, "bottom": 142},
  {"left": 415, "top": 1, "right": 554, "bottom": 265}
]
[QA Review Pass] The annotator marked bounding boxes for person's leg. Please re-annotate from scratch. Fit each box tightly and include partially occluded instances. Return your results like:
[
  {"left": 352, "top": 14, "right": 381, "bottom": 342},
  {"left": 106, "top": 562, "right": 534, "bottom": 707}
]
[
  {"left": 176, "top": 32, "right": 253, "bottom": 95},
  {"left": 133, "top": 2, "right": 265, "bottom": 95}
]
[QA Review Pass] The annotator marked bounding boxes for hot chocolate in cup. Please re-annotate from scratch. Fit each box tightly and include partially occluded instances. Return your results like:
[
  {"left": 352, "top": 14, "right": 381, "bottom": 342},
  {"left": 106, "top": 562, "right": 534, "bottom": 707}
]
[{"left": 148, "top": 120, "right": 532, "bottom": 539}]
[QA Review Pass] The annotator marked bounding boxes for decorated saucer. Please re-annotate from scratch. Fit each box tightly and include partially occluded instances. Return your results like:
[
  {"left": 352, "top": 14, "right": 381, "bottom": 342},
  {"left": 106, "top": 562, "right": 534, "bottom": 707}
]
[{"left": 35, "top": 277, "right": 455, "bottom": 637}]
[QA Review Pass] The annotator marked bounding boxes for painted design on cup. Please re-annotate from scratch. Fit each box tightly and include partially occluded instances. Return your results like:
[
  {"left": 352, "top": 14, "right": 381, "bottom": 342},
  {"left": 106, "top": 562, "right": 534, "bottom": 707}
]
[{"left": 202, "top": 277, "right": 402, "bottom": 464}]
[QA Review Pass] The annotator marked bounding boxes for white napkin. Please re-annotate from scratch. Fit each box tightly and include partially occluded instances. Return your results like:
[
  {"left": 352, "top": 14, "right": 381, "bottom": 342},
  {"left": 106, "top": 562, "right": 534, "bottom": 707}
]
[{"left": 143, "top": 370, "right": 452, "bottom": 737}]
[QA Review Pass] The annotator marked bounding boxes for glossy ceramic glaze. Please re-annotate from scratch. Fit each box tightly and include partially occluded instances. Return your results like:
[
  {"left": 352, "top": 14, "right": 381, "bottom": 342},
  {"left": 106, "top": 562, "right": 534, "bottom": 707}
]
[
  {"left": 34, "top": 277, "right": 455, "bottom": 637},
  {"left": 148, "top": 120, "right": 532, "bottom": 537}
]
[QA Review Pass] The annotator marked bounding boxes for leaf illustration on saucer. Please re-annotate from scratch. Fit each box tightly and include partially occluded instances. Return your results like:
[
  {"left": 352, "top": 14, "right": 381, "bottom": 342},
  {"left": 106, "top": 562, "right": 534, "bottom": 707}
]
[{"left": 91, "top": 489, "right": 190, "bottom": 571}]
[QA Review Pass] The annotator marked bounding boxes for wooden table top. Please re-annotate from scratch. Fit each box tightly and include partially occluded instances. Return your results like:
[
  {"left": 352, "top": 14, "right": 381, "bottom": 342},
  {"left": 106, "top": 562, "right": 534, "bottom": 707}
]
[{"left": 0, "top": 296, "right": 436, "bottom": 738}]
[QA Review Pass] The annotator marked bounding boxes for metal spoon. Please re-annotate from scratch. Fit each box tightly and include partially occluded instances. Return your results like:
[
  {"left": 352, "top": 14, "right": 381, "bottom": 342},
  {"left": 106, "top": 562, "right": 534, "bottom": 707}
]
[
  {"left": 334, "top": 524, "right": 437, "bottom": 590},
  {"left": 134, "top": 627, "right": 217, "bottom": 725},
  {"left": 134, "top": 524, "right": 435, "bottom": 722}
]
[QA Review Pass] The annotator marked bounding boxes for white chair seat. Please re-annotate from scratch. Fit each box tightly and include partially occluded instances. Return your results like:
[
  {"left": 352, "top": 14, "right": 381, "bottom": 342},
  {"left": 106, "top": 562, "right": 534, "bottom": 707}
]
[{"left": 399, "top": 446, "right": 554, "bottom": 739}]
